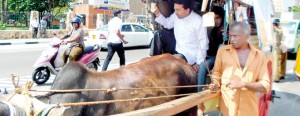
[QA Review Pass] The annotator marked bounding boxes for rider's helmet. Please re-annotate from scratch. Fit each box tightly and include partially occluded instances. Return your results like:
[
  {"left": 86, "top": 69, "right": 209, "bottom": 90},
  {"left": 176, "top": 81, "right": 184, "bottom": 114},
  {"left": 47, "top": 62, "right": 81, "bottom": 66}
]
[
  {"left": 71, "top": 17, "right": 81, "bottom": 27},
  {"left": 273, "top": 19, "right": 280, "bottom": 26}
]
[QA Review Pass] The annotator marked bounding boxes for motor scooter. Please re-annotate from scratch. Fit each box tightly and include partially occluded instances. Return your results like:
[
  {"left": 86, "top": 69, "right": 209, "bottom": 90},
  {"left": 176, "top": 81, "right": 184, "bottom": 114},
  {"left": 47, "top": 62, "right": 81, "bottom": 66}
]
[{"left": 32, "top": 37, "right": 101, "bottom": 85}]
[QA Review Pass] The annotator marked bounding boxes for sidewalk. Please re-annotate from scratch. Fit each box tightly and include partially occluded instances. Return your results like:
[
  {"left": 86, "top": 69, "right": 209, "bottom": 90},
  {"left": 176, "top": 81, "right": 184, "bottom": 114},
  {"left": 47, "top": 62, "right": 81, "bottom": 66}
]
[{"left": 0, "top": 38, "right": 51, "bottom": 45}]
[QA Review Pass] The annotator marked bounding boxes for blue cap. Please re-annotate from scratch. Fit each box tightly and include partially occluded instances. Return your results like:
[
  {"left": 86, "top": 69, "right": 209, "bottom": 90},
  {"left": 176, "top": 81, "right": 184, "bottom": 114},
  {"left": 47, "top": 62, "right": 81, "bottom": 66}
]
[{"left": 114, "top": 10, "right": 121, "bottom": 16}]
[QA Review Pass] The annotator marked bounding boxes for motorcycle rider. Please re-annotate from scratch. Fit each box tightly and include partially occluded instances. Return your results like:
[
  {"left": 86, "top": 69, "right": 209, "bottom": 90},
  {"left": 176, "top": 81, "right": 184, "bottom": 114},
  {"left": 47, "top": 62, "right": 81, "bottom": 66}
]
[{"left": 60, "top": 16, "right": 85, "bottom": 63}]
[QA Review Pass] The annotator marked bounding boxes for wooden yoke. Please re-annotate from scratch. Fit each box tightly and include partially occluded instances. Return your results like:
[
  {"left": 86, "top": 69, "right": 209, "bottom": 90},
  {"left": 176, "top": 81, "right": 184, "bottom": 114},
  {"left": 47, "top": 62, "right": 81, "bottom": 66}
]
[{"left": 113, "top": 90, "right": 220, "bottom": 116}]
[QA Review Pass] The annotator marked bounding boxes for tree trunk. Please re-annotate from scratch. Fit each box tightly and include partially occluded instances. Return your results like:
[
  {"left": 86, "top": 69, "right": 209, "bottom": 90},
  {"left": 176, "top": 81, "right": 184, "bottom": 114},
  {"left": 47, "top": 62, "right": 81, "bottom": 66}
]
[
  {"left": 2, "top": 0, "right": 7, "bottom": 23},
  {"left": 25, "top": 12, "right": 28, "bottom": 27},
  {"left": 1, "top": 0, "right": 5, "bottom": 23}
]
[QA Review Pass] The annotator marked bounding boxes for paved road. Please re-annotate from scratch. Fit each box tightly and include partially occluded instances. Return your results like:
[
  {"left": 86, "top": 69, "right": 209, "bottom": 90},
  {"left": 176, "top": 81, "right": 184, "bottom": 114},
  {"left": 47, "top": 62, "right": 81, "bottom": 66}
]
[
  {"left": 0, "top": 44, "right": 299, "bottom": 115},
  {"left": 0, "top": 44, "right": 150, "bottom": 92}
]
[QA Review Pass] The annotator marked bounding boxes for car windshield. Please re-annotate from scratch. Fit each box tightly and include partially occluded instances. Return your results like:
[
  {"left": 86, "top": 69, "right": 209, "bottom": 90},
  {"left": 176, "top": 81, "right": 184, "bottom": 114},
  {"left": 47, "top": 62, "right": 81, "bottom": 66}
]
[
  {"left": 97, "top": 25, "right": 108, "bottom": 31},
  {"left": 282, "top": 22, "right": 297, "bottom": 34}
]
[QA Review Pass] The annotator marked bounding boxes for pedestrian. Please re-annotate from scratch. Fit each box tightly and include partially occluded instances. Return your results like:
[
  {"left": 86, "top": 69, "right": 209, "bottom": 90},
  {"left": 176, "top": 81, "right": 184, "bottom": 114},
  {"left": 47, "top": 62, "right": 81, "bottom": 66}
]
[
  {"left": 209, "top": 22, "right": 271, "bottom": 116},
  {"left": 60, "top": 16, "right": 85, "bottom": 63},
  {"left": 197, "top": 6, "right": 226, "bottom": 91},
  {"left": 272, "top": 19, "right": 287, "bottom": 82},
  {"left": 40, "top": 16, "right": 47, "bottom": 38},
  {"left": 31, "top": 18, "right": 39, "bottom": 39},
  {"left": 102, "top": 10, "right": 128, "bottom": 71},
  {"left": 150, "top": 0, "right": 209, "bottom": 71},
  {"left": 288, "top": 7, "right": 292, "bottom": 12}
]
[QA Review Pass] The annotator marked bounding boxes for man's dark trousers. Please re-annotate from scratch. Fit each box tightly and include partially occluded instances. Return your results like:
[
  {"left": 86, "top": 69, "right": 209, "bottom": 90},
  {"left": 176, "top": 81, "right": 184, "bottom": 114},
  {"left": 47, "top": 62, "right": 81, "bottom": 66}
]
[
  {"left": 32, "top": 27, "right": 38, "bottom": 38},
  {"left": 149, "top": 30, "right": 176, "bottom": 56},
  {"left": 102, "top": 42, "right": 125, "bottom": 71}
]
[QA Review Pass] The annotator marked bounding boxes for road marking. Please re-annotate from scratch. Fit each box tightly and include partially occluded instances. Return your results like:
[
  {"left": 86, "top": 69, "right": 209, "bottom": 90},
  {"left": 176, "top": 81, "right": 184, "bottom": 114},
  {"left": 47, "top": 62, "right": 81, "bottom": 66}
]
[
  {"left": 0, "top": 44, "right": 48, "bottom": 53},
  {"left": 0, "top": 75, "right": 55, "bottom": 92},
  {"left": 0, "top": 62, "right": 136, "bottom": 94}
]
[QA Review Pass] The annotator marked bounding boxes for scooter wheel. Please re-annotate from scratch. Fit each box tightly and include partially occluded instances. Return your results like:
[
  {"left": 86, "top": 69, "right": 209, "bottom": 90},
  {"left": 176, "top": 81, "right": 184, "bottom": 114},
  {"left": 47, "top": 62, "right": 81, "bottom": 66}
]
[{"left": 32, "top": 67, "right": 50, "bottom": 85}]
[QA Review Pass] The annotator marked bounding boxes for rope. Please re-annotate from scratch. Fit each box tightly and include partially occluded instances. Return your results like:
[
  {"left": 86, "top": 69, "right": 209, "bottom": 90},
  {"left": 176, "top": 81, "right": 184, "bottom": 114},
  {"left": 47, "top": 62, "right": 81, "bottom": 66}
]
[
  {"left": 7, "top": 74, "right": 21, "bottom": 102},
  {"left": 60, "top": 92, "right": 194, "bottom": 107},
  {"left": 59, "top": 90, "right": 220, "bottom": 107},
  {"left": 8, "top": 74, "right": 219, "bottom": 108},
  {"left": 9, "top": 74, "right": 35, "bottom": 116},
  {"left": 30, "top": 85, "right": 210, "bottom": 93}
]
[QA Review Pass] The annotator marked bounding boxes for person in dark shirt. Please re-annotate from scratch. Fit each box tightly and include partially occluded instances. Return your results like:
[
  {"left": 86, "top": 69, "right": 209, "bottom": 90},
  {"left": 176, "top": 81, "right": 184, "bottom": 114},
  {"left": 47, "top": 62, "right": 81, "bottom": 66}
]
[{"left": 198, "top": 6, "right": 225, "bottom": 91}]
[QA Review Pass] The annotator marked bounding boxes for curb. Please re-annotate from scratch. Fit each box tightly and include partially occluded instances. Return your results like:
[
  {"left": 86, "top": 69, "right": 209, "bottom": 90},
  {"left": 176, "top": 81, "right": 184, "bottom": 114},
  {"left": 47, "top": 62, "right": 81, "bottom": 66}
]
[{"left": 0, "top": 39, "right": 51, "bottom": 46}]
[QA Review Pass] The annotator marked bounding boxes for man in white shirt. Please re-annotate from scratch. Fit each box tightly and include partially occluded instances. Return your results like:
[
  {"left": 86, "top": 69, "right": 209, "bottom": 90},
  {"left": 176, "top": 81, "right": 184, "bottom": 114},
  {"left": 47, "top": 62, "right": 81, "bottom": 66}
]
[
  {"left": 151, "top": 0, "right": 209, "bottom": 70},
  {"left": 31, "top": 18, "right": 39, "bottom": 38},
  {"left": 40, "top": 17, "right": 47, "bottom": 38},
  {"left": 102, "top": 10, "right": 128, "bottom": 71}
]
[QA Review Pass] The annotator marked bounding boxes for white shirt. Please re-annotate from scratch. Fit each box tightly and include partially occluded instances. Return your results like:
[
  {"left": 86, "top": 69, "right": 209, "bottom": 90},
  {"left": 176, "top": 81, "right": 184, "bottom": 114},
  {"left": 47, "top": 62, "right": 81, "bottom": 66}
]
[
  {"left": 31, "top": 19, "right": 39, "bottom": 28},
  {"left": 107, "top": 17, "right": 122, "bottom": 43},
  {"left": 155, "top": 11, "right": 209, "bottom": 65}
]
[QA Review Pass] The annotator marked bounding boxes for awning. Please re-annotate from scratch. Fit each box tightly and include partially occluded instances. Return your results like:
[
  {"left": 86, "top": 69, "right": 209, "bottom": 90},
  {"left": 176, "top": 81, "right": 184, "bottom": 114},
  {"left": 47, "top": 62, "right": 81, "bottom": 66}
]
[{"left": 90, "top": 0, "right": 130, "bottom": 11}]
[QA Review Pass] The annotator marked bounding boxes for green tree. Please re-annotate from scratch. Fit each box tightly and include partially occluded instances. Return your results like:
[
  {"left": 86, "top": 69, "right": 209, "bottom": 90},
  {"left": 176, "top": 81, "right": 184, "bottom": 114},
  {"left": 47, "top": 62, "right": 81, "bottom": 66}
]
[
  {"left": 8, "top": 0, "right": 73, "bottom": 28},
  {"left": 292, "top": 6, "right": 300, "bottom": 12},
  {"left": 8, "top": 0, "right": 73, "bottom": 12},
  {"left": 1, "top": 0, "right": 7, "bottom": 23}
]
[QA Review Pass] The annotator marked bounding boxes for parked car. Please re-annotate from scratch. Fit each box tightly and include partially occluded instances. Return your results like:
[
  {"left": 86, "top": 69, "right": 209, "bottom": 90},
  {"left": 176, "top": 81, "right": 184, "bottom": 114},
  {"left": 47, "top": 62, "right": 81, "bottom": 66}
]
[
  {"left": 272, "top": 18, "right": 300, "bottom": 54},
  {"left": 281, "top": 20, "right": 300, "bottom": 53},
  {"left": 86, "top": 23, "right": 154, "bottom": 49}
]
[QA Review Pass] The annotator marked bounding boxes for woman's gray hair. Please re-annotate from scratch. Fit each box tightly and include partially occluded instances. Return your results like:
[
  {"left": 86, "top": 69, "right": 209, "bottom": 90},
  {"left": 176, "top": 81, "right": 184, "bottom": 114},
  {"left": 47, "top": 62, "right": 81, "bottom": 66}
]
[{"left": 229, "top": 22, "right": 251, "bottom": 35}]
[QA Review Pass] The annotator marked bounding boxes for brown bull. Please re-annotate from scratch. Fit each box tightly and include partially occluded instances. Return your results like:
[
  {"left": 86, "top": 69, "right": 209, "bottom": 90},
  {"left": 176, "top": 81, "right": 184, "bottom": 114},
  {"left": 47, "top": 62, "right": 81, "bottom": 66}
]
[{"left": 38, "top": 54, "right": 197, "bottom": 115}]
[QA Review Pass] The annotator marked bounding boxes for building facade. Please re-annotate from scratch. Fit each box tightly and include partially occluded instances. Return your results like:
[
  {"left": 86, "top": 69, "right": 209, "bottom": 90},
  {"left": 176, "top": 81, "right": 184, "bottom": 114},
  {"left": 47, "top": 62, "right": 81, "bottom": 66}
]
[{"left": 72, "top": 0, "right": 145, "bottom": 29}]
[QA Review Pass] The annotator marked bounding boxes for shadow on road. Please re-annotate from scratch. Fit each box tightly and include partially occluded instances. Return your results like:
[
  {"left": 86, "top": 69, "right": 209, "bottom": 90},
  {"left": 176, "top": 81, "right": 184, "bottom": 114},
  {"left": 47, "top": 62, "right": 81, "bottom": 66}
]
[
  {"left": 101, "top": 46, "right": 150, "bottom": 51},
  {"left": 269, "top": 91, "right": 300, "bottom": 116},
  {"left": 36, "top": 83, "right": 53, "bottom": 86},
  {"left": 277, "top": 73, "right": 298, "bottom": 83}
]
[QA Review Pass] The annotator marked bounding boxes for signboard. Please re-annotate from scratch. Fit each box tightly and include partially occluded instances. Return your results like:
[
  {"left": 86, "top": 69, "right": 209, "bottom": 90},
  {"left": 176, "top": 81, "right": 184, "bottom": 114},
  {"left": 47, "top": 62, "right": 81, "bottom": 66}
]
[
  {"left": 90, "top": 0, "right": 130, "bottom": 10},
  {"left": 280, "top": 12, "right": 294, "bottom": 21}
]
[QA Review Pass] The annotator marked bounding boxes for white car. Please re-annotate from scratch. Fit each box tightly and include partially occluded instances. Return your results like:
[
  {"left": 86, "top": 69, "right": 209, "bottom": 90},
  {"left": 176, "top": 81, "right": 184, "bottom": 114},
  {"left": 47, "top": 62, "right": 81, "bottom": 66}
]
[{"left": 86, "top": 23, "right": 154, "bottom": 49}]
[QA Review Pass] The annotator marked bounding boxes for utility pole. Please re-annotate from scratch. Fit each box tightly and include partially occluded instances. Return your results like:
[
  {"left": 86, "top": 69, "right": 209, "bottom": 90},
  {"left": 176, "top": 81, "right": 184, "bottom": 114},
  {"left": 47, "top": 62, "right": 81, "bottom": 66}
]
[
  {"left": 145, "top": 0, "right": 149, "bottom": 28},
  {"left": 5, "top": 0, "right": 8, "bottom": 23},
  {"left": 48, "top": 0, "right": 53, "bottom": 29}
]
